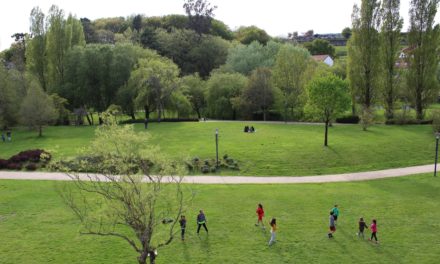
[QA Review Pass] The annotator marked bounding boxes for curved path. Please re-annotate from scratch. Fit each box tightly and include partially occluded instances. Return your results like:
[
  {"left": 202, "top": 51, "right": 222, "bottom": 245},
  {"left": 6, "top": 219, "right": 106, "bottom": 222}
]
[{"left": 0, "top": 164, "right": 434, "bottom": 184}]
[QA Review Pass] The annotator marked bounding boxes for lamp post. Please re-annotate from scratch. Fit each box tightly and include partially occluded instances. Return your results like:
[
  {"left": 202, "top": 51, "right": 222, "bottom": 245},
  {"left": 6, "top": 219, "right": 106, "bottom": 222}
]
[
  {"left": 435, "top": 133, "right": 440, "bottom": 177},
  {"left": 215, "top": 128, "right": 219, "bottom": 168}
]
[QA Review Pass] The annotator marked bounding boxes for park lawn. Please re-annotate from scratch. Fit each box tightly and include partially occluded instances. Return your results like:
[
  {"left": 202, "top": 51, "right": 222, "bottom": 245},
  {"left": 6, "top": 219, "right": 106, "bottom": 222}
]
[
  {"left": 0, "top": 174, "right": 439, "bottom": 263},
  {"left": 0, "top": 122, "right": 436, "bottom": 176}
]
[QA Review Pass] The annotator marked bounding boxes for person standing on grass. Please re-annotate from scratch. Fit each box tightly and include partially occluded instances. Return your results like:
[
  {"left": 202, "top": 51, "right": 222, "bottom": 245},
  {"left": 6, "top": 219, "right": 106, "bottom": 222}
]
[
  {"left": 328, "top": 211, "right": 336, "bottom": 238},
  {"left": 268, "top": 218, "right": 277, "bottom": 246},
  {"left": 197, "top": 210, "right": 208, "bottom": 234},
  {"left": 255, "top": 204, "right": 265, "bottom": 229},
  {"left": 179, "top": 215, "right": 187, "bottom": 241},
  {"left": 1, "top": 132, "right": 5, "bottom": 142},
  {"left": 357, "top": 217, "right": 368, "bottom": 239},
  {"left": 369, "top": 219, "right": 378, "bottom": 243},
  {"left": 331, "top": 205, "right": 339, "bottom": 224}
]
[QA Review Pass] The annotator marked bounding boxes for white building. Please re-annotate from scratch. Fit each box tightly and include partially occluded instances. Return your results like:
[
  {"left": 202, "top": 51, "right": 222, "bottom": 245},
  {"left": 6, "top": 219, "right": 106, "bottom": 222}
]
[{"left": 312, "top": 55, "right": 334, "bottom": 67}]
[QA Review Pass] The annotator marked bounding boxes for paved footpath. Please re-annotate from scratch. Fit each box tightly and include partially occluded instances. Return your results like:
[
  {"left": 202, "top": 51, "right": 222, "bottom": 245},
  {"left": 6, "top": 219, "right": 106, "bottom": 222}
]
[{"left": 0, "top": 164, "right": 434, "bottom": 184}]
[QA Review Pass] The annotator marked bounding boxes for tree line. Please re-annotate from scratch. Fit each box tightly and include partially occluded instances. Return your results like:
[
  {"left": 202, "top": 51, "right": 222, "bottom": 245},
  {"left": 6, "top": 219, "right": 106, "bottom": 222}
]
[{"left": 1, "top": 0, "right": 439, "bottom": 136}]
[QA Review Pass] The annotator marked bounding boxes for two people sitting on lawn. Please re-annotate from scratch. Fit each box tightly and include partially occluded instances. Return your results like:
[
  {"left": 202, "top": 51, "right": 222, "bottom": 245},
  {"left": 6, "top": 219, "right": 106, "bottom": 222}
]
[{"left": 244, "top": 126, "right": 256, "bottom": 133}]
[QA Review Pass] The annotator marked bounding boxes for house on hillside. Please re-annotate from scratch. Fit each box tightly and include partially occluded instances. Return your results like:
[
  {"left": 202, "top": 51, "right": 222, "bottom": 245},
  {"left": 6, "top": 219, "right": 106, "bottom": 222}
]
[
  {"left": 395, "top": 46, "right": 415, "bottom": 69},
  {"left": 312, "top": 55, "right": 334, "bottom": 67}
]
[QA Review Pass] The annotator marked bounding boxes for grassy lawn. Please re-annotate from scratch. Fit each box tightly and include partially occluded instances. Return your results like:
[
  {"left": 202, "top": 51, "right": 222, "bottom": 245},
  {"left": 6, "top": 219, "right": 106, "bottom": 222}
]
[
  {"left": 0, "top": 174, "right": 439, "bottom": 263},
  {"left": 0, "top": 122, "right": 436, "bottom": 176}
]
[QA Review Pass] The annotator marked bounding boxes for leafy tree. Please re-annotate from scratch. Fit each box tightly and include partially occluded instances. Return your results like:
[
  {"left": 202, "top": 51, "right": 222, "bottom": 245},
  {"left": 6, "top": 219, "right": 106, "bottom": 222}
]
[
  {"left": 183, "top": 0, "right": 217, "bottom": 35},
  {"left": 130, "top": 57, "right": 180, "bottom": 121},
  {"left": 347, "top": 0, "right": 381, "bottom": 120},
  {"left": 58, "top": 118, "right": 188, "bottom": 264},
  {"left": 210, "top": 19, "right": 234, "bottom": 40},
  {"left": 407, "top": 0, "right": 440, "bottom": 120},
  {"left": 169, "top": 92, "right": 193, "bottom": 119},
  {"left": 342, "top": 27, "right": 352, "bottom": 39},
  {"left": 225, "top": 40, "right": 281, "bottom": 75},
  {"left": 380, "top": 0, "right": 403, "bottom": 121},
  {"left": 27, "top": 7, "right": 47, "bottom": 91},
  {"left": 235, "top": 26, "right": 271, "bottom": 45},
  {"left": 242, "top": 67, "right": 275, "bottom": 121},
  {"left": 273, "top": 44, "right": 311, "bottom": 121},
  {"left": 304, "top": 39, "right": 335, "bottom": 57},
  {"left": 132, "top": 14, "right": 143, "bottom": 32},
  {"left": 0, "top": 65, "right": 20, "bottom": 127},
  {"left": 93, "top": 17, "right": 129, "bottom": 33},
  {"left": 50, "top": 93, "right": 70, "bottom": 125},
  {"left": 206, "top": 72, "right": 247, "bottom": 119},
  {"left": 45, "top": 5, "right": 85, "bottom": 93},
  {"left": 19, "top": 79, "right": 57, "bottom": 136},
  {"left": 306, "top": 74, "right": 350, "bottom": 146},
  {"left": 181, "top": 74, "right": 206, "bottom": 119},
  {"left": 80, "top": 17, "right": 96, "bottom": 43},
  {"left": 188, "top": 35, "right": 230, "bottom": 78}
]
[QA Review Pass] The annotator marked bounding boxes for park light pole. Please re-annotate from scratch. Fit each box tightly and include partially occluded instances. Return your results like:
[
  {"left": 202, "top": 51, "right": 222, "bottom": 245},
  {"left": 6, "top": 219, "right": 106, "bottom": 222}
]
[
  {"left": 435, "top": 133, "right": 440, "bottom": 177},
  {"left": 215, "top": 128, "right": 219, "bottom": 168}
]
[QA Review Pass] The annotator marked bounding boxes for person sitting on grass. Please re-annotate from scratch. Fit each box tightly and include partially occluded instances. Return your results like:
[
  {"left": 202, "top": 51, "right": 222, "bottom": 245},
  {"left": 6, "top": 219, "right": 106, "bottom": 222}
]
[
  {"left": 250, "top": 126, "right": 255, "bottom": 133},
  {"left": 357, "top": 217, "right": 368, "bottom": 239},
  {"left": 328, "top": 211, "right": 336, "bottom": 238},
  {"left": 244, "top": 126, "right": 249, "bottom": 132}
]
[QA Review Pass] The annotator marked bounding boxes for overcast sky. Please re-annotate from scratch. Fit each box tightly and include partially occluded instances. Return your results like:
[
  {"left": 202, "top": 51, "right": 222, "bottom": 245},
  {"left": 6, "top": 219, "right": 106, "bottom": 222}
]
[{"left": 0, "top": 0, "right": 434, "bottom": 51}]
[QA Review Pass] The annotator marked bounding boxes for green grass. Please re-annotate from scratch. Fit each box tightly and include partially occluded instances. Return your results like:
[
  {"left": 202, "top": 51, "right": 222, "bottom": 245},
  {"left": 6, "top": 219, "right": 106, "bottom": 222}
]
[
  {"left": 1, "top": 174, "right": 439, "bottom": 263},
  {"left": 0, "top": 122, "right": 436, "bottom": 176}
]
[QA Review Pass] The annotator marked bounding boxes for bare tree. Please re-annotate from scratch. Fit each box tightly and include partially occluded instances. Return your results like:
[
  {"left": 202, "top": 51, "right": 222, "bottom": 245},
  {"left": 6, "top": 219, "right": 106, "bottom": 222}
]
[{"left": 58, "top": 116, "right": 190, "bottom": 264}]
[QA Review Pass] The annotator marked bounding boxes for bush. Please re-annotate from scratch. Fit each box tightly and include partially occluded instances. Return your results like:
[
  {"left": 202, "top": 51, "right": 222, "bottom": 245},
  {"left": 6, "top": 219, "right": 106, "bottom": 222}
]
[
  {"left": 25, "top": 163, "right": 38, "bottom": 171},
  {"left": 0, "top": 159, "right": 8, "bottom": 169},
  {"left": 187, "top": 154, "right": 239, "bottom": 173},
  {"left": 119, "top": 118, "right": 199, "bottom": 125},
  {"left": 431, "top": 110, "right": 440, "bottom": 132},
  {"left": 385, "top": 119, "right": 432, "bottom": 125},
  {"left": 335, "top": 115, "right": 360, "bottom": 124},
  {"left": 0, "top": 149, "right": 51, "bottom": 171}
]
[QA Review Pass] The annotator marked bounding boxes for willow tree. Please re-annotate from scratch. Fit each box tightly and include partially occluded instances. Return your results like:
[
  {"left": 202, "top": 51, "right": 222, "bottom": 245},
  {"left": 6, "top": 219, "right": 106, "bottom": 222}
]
[
  {"left": 273, "top": 45, "right": 311, "bottom": 121},
  {"left": 407, "top": 0, "right": 440, "bottom": 120},
  {"left": 380, "top": 0, "right": 403, "bottom": 121},
  {"left": 347, "top": 0, "right": 381, "bottom": 128}
]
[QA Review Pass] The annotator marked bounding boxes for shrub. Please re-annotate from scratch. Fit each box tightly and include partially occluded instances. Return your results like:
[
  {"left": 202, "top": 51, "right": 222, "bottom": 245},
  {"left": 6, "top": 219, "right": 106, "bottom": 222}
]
[
  {"left": 0, "top": 159, "right": 8, "bottom": 169},
  {"left": 7, "top": 162, "right": 22, "bottom": 170},
  {"left": 431, "top": 110, "right": 440, "bottom": 132},
  {"left": 25, "top": 163, "right": 38, "bottom": 171},
  {"left": 335, "top": 115, "right": 360, "bottom": 124}
]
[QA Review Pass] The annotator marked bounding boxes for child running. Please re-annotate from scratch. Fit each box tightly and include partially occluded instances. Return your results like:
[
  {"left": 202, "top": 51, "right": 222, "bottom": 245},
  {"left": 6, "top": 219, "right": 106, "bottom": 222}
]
[
  {"left": 196, "top": 210, "right": 208, "bottom": 234},
  {"left": 255, "top": 204, "right": 265, "bottom": 229},
  {"left": 357, "top": 217, "right": 368, "bottom": 239},
  {"left": 369, "top": 219, "right": 378, "bottom": 243},
  {"left": 179, "top": 215, "right": 186, "bottom": 241},
  {"left": 268, "top": 218, "right": 277, "bottom": 246},
  {"left": 328, "top": 211, "right": 336, "bottom": 238}
]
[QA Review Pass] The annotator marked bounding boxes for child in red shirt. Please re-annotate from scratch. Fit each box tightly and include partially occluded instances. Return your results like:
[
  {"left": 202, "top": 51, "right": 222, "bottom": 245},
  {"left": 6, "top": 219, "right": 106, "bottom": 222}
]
[
  {"left": 369, "top": 219, "right": 378, "bottom": 243},
  {"left": 255, "top": 204, "right": 265, "bottom": 229}
]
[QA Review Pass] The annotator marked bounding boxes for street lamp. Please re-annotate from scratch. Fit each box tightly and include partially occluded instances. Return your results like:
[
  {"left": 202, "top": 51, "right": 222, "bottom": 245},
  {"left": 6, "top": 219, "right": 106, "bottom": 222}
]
[
  {"left": 215, "top": 128, "right": 219, "bottom": 168},
  {"left": 435, "top": 133, "right": 440, "bottom": 177}
]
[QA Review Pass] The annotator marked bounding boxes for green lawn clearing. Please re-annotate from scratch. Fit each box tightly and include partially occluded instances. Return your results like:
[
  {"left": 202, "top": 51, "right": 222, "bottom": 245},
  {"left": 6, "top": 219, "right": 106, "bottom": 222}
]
[
  {"left": 0, "top": 122, "right": 436, "bottom": 176},
  {"left": 0, "top": 174, "right": 439, "bottom": 263}
]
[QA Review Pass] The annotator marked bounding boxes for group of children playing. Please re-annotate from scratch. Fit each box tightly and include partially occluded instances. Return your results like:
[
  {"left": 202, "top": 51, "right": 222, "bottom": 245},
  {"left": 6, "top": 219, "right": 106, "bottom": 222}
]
[
  {"left": 176, "top": 204, "right": 378, "bottom": 246},
  {"left": 256, "top": 203, "right": 379, "bottom": 246},
  {"left": 328, "top": 204, "right": 379, "bottom": 243}
]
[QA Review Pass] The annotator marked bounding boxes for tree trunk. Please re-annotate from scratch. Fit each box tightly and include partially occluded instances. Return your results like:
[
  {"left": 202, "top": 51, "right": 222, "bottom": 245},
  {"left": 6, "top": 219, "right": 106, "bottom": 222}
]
[
  {"left": 144, "top": 105, "right": 150, "bottom": 119},
  {"left": 196, "top": 109, "right": 201, "bottom": 119},
  {"left": 416, "top": 90, "right": 423, "bottom": 120},
  {"left": 130, "top": 111, "right": 136, "bottom": 120},
  {"left": 85, "top": 114, "right": 92, "bottom": 126},
  {"left": 324, "top": 120, "right": 329, "bottom": 147},
  {"left": 138, "top": 251, "right": 148, "bottom": 264},
  {"left": 38, "top": 126, "right": 42, "bottom": 137},
  {"left": 263, "top": 108, "right": 267, "bottom": 121}
]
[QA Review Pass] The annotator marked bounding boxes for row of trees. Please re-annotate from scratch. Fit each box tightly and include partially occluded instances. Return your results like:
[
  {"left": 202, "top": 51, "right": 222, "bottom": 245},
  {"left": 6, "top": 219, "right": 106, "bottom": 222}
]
[{"left": 348, "top": 0, "right": 440, "bottom": 125}]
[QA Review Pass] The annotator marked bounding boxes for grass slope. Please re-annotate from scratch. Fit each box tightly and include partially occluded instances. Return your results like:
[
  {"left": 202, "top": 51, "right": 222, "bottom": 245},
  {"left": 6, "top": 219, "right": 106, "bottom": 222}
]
[
  {"left": 0, "top": 122, "right": 436, "bottom": 176},
  {"left": 0, "top": 174, "right": 439, "bottom": 263}
]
